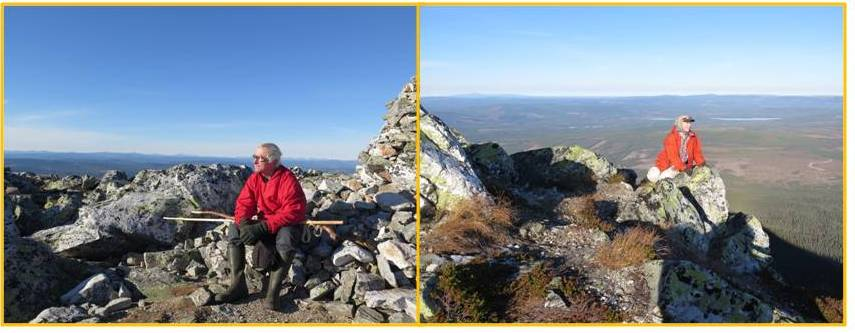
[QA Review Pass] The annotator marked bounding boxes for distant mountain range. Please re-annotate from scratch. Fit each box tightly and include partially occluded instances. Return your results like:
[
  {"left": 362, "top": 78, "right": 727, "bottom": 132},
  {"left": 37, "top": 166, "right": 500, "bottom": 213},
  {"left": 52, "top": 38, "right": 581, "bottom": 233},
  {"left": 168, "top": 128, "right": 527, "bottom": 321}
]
[
  {"left": 422, "top": 95, "right": 842, "bottom": 154},
  {"left": 4, "top": 151, "right": 357, "bottom": 177},
  {"left": 423, "top": 95, "right": 842, "bottom": 129}
]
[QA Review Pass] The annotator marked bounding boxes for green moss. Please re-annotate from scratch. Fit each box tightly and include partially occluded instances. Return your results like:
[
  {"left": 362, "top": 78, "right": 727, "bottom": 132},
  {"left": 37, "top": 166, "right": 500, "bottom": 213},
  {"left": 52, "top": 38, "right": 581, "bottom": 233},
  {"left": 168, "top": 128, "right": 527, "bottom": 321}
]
[
  {"left": 429, "top": 175, "right": 469, "bottom": 215},
  {"left": 470, "top": 143, "right": 503, "bottom": 163}
]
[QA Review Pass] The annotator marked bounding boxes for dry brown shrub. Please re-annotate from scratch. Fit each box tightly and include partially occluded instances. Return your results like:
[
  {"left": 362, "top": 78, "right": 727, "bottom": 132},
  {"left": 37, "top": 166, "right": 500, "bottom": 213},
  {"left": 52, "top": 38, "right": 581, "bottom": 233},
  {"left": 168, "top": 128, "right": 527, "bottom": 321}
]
[
  {"left": 557, "top": 195, "right": 615, "bottom": 233},
  {"left": 595, "top": 226, "right": 664, "bottom": 269},
  {"left": 426, "top": 196, "right": 515, "bottom": 255},
  {"left": 506, "top": 264, "right": 623, "bottom": 323},
  {"left": 606, "top": 172, "right": 626, "bottom": 184},
  {"left": 508, "top": 263, "right": 552, "bottom": 304},
  {"left": 815, "top": 296, "right": 843, "bottom": 323},
  {"left": 429, "top": 261, "right": 517, "bottom": 323}
]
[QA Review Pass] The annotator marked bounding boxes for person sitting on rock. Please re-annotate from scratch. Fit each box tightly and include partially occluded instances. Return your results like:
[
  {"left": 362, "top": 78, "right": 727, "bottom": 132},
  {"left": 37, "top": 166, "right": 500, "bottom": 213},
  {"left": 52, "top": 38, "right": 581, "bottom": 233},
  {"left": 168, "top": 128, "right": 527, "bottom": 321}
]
[
  {"left": 647, "top": 115, "right": 706, "bottom": 182},
  {"left": 214, "top": 143, "right": 307, "bottom": 311}
]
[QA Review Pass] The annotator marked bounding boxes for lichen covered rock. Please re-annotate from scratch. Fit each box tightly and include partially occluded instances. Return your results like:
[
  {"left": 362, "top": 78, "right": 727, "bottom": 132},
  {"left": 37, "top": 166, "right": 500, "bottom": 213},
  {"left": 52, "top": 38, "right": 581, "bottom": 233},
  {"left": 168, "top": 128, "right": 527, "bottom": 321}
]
[
  {"left": 419, "top": 107, "right": 487, "bottom": 215},
  {"left": 466, "top": 142, "right": 517, "bottom": 195},
  {"left": 32, "top": 164, "right": 251, "bottom": 259},
  {"left": 721, "top": 214, "right": 772, "bottom": 274},
  {"left": 644, "top": 260, "right": 796, "bottom": 323},
  {"left": 511, "top": 145, "right": 617, "bottom": 191}
]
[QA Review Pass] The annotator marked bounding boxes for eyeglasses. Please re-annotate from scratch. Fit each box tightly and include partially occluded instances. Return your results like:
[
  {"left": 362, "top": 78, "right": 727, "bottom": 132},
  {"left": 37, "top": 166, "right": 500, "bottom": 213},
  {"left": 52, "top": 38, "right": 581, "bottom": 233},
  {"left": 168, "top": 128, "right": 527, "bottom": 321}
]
[{"left": 252, "top": 155, "right": 270, "bottom": 163}]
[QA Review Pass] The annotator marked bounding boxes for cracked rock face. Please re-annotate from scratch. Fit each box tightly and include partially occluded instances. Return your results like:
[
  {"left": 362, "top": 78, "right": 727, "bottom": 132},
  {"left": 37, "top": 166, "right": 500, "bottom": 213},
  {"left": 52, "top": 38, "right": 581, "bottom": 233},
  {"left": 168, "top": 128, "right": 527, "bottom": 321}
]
[
  {"left": 4, "top": 207, "right": 95, "bottom": 322},
  {"left": 31, "top": 164, "right": 251, "bottom": 259},
  {"left": 419, "top": 107, "right": 487, "bottom": 217}
]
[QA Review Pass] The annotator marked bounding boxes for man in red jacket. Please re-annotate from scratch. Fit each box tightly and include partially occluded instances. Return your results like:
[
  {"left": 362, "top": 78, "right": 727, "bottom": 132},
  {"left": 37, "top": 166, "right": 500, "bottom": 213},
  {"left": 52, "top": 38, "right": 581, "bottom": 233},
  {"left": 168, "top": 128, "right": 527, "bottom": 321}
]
[
  {"left": 647, "top": 115, "right": 706, "bottom": 182},
  {"left": 214, "top": 143, "right": 307, "bottom": 311}
]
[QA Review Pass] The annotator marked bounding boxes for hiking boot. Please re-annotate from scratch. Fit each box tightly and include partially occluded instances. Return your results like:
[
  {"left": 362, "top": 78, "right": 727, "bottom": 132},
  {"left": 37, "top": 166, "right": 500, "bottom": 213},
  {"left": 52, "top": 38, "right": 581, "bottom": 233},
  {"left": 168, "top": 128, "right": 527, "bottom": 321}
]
[
  {"left": 263, "top": 252, "right": 293, "bottom": 311},
  {"left": 214, "top": 244, "right": 248, "bottom": 303}
]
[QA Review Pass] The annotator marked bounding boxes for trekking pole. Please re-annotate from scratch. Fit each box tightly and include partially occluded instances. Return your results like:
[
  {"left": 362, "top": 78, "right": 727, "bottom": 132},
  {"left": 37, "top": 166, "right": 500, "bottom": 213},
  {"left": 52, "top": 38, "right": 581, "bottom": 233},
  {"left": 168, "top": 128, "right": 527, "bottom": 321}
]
[{"left": 163, "top": 216, "right": 343, "bottom": 241}]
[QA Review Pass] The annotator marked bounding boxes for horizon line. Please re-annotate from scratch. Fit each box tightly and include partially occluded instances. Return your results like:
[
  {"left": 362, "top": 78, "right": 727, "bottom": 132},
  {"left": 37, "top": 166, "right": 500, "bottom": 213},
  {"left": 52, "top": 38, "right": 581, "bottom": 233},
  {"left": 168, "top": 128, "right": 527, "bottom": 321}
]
[
  {"left": 3, "top": 149, "right": 358, "bottom": 162},
  {"left": 421, "top": 92, "right": 844, "bottom": 98}
]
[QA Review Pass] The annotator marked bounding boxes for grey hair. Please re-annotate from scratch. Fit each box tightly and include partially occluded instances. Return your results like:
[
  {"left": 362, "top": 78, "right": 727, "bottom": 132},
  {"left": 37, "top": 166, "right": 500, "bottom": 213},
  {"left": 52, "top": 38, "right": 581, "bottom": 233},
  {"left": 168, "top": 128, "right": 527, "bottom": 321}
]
[{"left": 257, "top": 143, "right": 282, "bottom": 163}]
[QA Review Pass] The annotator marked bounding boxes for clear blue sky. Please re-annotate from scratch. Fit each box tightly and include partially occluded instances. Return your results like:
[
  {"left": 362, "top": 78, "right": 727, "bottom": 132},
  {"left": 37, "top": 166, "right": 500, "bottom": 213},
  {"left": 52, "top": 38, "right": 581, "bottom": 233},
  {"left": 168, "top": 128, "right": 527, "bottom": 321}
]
[
  {"left": 422, "top": 6, "right": 843, "bottom": 96},
  {"left": 4, "top": 6, "right": 415, "bottom": 159}
]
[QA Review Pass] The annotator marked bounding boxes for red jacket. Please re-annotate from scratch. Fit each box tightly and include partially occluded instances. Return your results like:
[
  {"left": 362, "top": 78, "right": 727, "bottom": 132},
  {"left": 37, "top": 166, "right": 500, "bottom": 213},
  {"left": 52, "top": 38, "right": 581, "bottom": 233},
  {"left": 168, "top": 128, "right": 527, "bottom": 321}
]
[
  {"left": 655, "top": 126, "right": 706, "bottom": 172},
  {"left": 234, "top": 165, "right": 307, "bottom": 234}
]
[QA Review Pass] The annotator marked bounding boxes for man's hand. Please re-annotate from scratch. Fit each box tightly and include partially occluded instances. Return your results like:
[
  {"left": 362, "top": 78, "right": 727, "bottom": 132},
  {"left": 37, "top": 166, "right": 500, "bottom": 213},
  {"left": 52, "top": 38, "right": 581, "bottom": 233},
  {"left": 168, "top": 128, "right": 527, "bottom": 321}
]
[{"left": 239, "top": 221, "right": 268, "bottom": 245}]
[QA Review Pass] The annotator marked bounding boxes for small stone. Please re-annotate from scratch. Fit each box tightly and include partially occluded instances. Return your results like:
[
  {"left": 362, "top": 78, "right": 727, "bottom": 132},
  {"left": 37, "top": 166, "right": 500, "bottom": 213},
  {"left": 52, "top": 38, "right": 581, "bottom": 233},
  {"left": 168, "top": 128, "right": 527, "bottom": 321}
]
[
  {"left": 377, "top": 255, "right": 398, "bottom": 287},
  {"left": 94, "top": 297, "right": 133, "bottom": 316},
  {"left": 353, "top": 305, "right": 385, "bottom": 323},
  {"left": 355, "top": 273, "right": 386, "bottom": 298},
  {"left": 544, "top": 290, "right": 567, "bottom": 308},
  {"left": 189, "top": 287, "right": 213, "bottom": 306},
  {"left": 60, "top": 273, "right": 117, "bottom": 306},
  {"left": 332, "top": 242, "right": 375, "bottom": 266},
  {"left": 30, "top": 306, "right": 89, "bottom": 323},
  {"left": 123, "top": 252, "right": 144, "bottom": 266},
  {"left": 373, "top": 192, "right": 413, "bottom": 211},
  {"left": 364, "top": 288, "right": 415, "bottom": 313},
  {"left": 304, "top": 273, "right": 330, "bottom": 291},
  {"left": 377, "top": 240, "right": 414, "bottom": 270},
  {"left": 345, "top": 191, "right": 362, "bottom": 203},
  {"left": 328, "top": 200, "right": 357, "bottom": 216},
  {"left": 391, "top": 211, "right": 413, "bottom": 225},
  {"left": 334, "top": 270, "right": 357, "bottom": 302},
  {"left": 388, "top": 312, "right": 415, "bottom": 323},
  {"left": 193, "top": 237, "right": 209, "bottom": 248},
  {"left": 185, "top": 261, "right": 208, "bottom": 278},
  {"left": 324, "top": 301, "right": 355, "bottom": 320},
  {"left": 318, "top": 179, "right": 345, "bottom": 194},
  {"left": 310, "top": 281, "right": 337, "bottom": 301}
]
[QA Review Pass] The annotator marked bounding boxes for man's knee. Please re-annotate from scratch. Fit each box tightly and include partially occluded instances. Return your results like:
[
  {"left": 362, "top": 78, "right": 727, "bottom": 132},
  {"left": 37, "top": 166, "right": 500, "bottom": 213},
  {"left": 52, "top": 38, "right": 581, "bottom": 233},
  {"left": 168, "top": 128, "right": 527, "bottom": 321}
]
[
  {"left": 275, "top": 225, "right": 302, "bottom": 258},
  {"left": 661, "top": 167, "right": 679, "bottom": 179},
  {"left": 227, "top": 223, "right": 242, "bottom": 246},
  {"left": 647, "top": 167, "right": 661, "bottom": 182}
]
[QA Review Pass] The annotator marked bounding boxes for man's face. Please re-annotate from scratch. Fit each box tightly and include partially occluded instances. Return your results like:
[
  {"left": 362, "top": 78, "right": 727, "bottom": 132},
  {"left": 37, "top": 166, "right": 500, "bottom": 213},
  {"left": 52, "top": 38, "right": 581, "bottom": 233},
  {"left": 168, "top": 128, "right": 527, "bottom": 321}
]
[
  {"left": 252, "top": 148, "right": 276, "bottom": 174},
  {"left": 681, "top": 120, "right": 693, "bottom": 132}
]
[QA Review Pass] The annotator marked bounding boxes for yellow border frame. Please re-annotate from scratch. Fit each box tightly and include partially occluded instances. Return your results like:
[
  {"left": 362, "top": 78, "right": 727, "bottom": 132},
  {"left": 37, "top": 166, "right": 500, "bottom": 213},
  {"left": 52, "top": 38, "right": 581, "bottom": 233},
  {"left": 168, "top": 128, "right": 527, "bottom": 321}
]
[{"left": 0, "top": 0, "right": 848, "bottom": 328}]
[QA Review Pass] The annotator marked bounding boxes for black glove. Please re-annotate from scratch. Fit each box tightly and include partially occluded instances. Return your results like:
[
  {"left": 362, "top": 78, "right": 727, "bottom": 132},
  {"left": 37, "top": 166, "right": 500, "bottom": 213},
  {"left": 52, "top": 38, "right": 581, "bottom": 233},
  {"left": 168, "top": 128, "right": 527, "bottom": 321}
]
[{"left": 239, "top": 221, "right": 268, "bottom": 245}]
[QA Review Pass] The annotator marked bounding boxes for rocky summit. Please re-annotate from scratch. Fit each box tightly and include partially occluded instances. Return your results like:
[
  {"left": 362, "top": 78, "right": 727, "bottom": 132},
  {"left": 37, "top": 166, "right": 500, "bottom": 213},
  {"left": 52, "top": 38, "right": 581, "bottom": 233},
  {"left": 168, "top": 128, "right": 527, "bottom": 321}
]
[
  {"left": 419, "top": 107, "right": 811, "bottom": 323},
  {"left": 4, "top": 79, "right": 417, "bottom": 323}
]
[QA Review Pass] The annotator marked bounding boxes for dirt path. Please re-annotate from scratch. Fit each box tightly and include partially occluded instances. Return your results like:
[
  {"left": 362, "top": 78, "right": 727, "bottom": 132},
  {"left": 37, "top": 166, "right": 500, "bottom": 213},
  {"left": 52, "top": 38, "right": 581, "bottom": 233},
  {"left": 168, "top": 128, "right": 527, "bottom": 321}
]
[
  {"left": 808, "top": 159, "right": 833, "bottom": 172},
  {"left": 119, "top": 286, "right": 338, "bottom": 323},
  {"left": 589, "top": 140, "right": 608, "bottom": 151}
]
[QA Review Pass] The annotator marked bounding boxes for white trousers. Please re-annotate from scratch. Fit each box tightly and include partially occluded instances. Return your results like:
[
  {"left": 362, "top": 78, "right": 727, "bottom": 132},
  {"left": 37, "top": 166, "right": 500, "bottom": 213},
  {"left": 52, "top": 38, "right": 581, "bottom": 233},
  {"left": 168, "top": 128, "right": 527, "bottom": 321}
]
[{"left": 647, "top": 166, "right": 679, "bottom": 183}]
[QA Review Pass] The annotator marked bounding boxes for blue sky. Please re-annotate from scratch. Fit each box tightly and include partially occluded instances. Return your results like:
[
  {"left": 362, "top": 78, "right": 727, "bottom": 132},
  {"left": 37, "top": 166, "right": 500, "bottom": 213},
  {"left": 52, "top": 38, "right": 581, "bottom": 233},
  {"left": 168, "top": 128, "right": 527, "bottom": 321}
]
[
  {"left": 422, "top": 6, "right": 843, "bottom": 96},
  {"left": 4, "top": 6, "right": 415, "bottom": 159}
]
